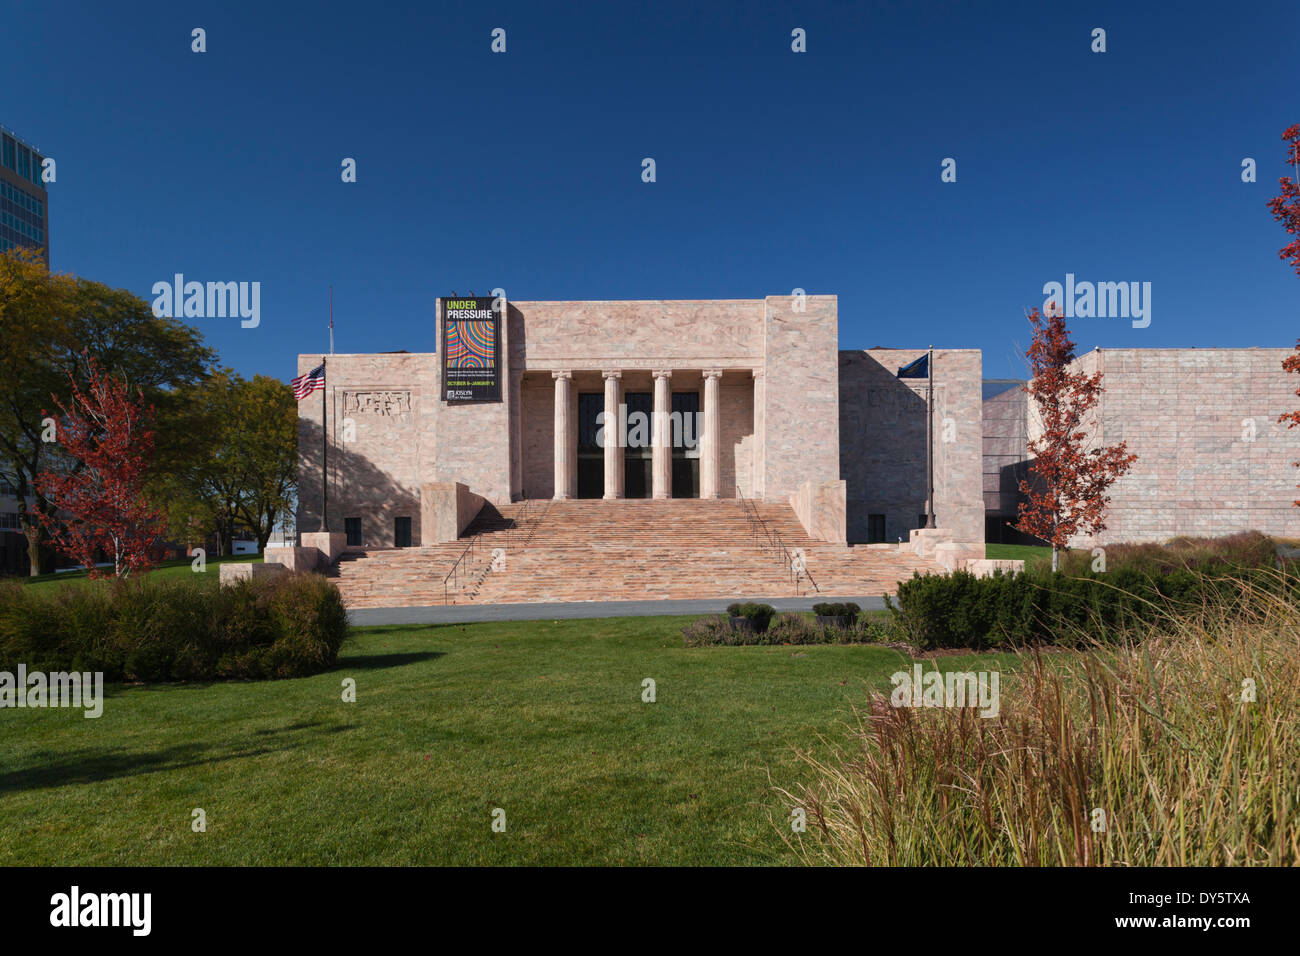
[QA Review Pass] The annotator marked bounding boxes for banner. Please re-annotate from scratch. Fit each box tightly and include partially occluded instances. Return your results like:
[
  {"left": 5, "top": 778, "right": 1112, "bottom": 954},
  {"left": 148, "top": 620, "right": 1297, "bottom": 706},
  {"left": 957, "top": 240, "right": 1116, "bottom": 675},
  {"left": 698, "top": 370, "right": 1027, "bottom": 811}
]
[{"left": 441, "top": 296, "right": 501, "bottom": 402}]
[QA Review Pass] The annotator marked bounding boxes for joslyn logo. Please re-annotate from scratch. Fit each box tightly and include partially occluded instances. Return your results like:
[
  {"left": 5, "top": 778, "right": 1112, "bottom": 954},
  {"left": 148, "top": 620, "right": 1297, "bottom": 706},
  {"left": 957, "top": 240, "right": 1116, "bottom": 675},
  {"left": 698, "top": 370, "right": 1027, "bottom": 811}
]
[
  {"left": 890, "top": 664, "right": 1000, "bottom": 718},
  {"left": 1042, "top": 273, "right": 1152, "bottom": 329},
  {"left": 151, "top": 273, "right": 260, "bottom": 328},
  {"left": 0, "top": 665, "right": 103, "bottom": 718},
  {"left": 50, "top": 886, "right": 151, "bottom": 936}
]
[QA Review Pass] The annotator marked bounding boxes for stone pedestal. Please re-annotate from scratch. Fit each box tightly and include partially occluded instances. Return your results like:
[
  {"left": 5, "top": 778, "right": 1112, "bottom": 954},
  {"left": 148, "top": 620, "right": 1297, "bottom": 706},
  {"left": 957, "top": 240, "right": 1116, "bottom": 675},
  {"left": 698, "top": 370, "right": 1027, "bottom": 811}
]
[
  {"left": 300, "top": 531, "right": 348, "bottom": 565},
  {"left": 421, "top": 481, "right": 485, "bottom": 544}
]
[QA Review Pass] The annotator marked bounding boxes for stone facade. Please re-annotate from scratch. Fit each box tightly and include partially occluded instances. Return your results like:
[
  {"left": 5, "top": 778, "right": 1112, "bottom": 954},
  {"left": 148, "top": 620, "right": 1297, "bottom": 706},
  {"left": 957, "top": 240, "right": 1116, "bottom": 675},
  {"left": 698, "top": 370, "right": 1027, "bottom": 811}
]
[
  {"left": 299, "top": 296, "right": 875, "bottom": 547},
  {"left": 296, "top": 303, "right": 1300, "bottom": 555}
]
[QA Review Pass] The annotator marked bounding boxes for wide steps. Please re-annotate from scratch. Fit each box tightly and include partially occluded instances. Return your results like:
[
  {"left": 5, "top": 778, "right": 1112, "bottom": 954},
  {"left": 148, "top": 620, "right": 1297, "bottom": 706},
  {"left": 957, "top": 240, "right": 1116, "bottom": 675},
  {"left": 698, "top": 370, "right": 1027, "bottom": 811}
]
[{"left": 331, "top": 498, "right": 939, "bottom": 608}]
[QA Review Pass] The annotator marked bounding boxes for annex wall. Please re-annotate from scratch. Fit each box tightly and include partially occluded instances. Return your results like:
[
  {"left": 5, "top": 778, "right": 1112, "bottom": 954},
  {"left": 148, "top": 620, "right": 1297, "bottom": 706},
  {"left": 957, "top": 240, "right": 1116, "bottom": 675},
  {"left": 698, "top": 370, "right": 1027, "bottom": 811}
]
[{"left": 1064, "top": 348, "right": 1300, "bottom": 545}]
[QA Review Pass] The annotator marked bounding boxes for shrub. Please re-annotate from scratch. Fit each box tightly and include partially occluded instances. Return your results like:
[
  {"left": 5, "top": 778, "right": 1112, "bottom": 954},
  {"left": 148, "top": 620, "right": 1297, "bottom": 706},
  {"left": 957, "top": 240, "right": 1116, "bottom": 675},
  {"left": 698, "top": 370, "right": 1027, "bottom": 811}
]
[
  {"left": 764, "top": 613, "right": 820, "bottom": 645},
  {"left": 891, "top": 547, "right": 1299, "bottom": 650},
  {"left": 726, "top": 602, "right": 776, "bottom": 632},
  {"left": 0, "top": 573, "right": 350, "bottom": 682},
  {"left": 684, "top": 612, "right": 893, "bottom": 647},
  {"left": 811, "top": 602, "right": 861, "bottom": 619}
]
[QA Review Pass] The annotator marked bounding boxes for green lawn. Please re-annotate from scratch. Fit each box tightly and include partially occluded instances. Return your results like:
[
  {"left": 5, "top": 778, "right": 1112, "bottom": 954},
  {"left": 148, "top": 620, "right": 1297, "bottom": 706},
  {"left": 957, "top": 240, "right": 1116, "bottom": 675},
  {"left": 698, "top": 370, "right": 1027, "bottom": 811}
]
[
  {"left": 17, "top": 554, "right": 259, "bottom": 595},
  {"left": 0, "top": 616, "right": 1017, "bottom": 865},
  {"left": 985, "top": 543, "right": 1052, "bottom": 563}
]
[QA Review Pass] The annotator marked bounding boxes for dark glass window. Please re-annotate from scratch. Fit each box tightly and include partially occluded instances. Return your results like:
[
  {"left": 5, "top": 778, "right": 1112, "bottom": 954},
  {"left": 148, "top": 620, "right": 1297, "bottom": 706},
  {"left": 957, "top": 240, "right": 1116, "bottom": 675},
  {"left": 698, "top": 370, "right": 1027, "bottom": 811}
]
[
  {"left": 394, "top": 516, "right": 411, "bottom": 548},
  {"left": 344, "top": 517, "right": 362, "bottom": 547}
]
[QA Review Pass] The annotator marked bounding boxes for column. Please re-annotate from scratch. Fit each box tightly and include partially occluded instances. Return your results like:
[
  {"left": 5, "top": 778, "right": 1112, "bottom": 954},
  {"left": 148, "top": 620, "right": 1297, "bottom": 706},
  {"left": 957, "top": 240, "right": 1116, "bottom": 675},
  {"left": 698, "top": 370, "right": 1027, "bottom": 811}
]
[
  {"left": 552, "top": 370, "right": 572, "bottom": 499},
  {"left": 751, "top": 368, "right": 764, "bottom": 498},
  {"left": 701, "top": 369, "right": 723, "bottom": 499},
  {"left": 602, "top": 370, "right": 623, "bottom": 499},
  {"left": 509, "top": 368, "right": 524, "bottom": 500},
  {"left": 652, "top": 369, "right": 673, "bottom": 499}
]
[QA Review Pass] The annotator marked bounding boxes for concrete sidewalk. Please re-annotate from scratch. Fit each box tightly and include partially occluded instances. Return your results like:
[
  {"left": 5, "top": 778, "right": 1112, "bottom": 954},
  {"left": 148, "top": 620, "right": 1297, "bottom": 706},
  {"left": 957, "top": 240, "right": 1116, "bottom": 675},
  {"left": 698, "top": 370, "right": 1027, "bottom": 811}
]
[{"left": 349, "top": 595, "right": 888, "bottom": 627}]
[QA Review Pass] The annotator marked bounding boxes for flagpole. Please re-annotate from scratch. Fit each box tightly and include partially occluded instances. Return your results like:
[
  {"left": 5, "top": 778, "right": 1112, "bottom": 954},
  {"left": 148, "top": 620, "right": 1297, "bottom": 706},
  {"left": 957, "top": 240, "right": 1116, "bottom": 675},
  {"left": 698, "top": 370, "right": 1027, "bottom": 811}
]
[
  {"left": 329, "top": 285, "right": 335, "bottom": 356},
  {"left": 925, "top": 345, "right": 935, "bottom": 528},
  {"left": 321, "top": 357, "right": 329, "bottom": 533}
]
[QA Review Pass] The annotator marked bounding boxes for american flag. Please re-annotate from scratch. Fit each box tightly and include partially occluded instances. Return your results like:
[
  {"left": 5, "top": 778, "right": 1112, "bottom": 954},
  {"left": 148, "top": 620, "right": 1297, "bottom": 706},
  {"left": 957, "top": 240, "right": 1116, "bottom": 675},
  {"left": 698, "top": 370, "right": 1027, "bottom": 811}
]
[{"left": 291, "top": 363, "right": 325, "bottom": 400}]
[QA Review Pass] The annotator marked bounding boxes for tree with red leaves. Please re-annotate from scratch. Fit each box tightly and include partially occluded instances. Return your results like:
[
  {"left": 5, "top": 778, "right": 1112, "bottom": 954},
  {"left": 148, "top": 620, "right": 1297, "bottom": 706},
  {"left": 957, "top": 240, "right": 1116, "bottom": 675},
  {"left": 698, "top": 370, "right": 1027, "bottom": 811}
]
[
  {"left": 34, "top": 355, "right": 166, "bottom": 579},
  {"left": 1268, "top": 124, "right": 1300, "bottom": 506},
  {"left": 1013, "top": 305, "right": 1138, "bottom": 572}
]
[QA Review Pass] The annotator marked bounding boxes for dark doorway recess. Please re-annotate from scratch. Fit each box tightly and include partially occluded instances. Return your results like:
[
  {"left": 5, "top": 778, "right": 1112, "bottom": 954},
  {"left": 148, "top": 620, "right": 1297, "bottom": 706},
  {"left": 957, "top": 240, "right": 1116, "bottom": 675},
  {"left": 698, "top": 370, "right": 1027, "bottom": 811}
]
[
  {"left": 577, "top": 392, "right": 604, "bottom": 498},
  {"left": 623, "top": 392, "right": 653, "bottom": 498},
  {"left": 671, "top": 391, "right": 700, "bottom": 498}
]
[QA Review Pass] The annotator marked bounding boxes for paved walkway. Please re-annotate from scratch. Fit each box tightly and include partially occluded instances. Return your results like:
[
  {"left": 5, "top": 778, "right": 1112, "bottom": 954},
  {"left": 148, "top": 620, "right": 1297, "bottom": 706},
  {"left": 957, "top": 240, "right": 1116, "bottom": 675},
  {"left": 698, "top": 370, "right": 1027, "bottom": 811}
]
[{"left": 349, "top": 595, "right": 888, "bottom": 626}]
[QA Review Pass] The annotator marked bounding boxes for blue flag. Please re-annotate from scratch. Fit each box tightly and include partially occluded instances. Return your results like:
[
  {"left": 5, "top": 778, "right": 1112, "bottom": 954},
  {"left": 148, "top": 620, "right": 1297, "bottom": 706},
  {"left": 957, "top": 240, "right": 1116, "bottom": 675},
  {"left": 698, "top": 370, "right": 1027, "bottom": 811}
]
[{"left": 897, "top": 355, "right": 929, "bottom": 379}]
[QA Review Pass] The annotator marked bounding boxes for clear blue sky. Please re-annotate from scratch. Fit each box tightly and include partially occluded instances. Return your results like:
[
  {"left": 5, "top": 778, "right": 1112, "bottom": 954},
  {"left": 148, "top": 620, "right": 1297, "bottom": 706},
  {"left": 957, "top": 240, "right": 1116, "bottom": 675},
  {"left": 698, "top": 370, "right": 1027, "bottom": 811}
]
[{"left": 5, "top": 0, "right": 1298, "bottom": 382}]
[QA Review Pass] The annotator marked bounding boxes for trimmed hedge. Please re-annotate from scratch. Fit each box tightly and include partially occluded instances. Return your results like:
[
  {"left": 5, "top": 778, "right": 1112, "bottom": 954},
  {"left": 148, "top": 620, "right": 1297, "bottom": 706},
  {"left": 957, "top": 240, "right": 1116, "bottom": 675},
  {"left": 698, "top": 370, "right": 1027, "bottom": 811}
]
[
  {"left": 890, "top": 560, "right": 1297, "bottom": 651},
  {"left": 0, "top": 572, "right": 350, "bottom": 682}
]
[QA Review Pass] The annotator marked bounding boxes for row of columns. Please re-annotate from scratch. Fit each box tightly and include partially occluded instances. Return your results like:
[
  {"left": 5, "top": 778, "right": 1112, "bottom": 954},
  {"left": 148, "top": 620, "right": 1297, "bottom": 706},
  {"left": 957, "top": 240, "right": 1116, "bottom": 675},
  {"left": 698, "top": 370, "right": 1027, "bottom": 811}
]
[{"left": 552, "top": 368, "right": 725, "bottom": 500}]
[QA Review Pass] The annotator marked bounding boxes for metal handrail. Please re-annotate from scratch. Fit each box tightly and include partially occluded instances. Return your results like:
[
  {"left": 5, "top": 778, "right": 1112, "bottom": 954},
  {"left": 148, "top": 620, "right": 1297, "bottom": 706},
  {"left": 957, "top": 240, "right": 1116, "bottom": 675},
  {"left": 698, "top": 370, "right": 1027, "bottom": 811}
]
[
  {"left": 443, "top": 532, "right": 483, "bottom": 604},
  {"left": 442, "top": 497, "right": 554, "bottom": 604},
  {"left": 736, "top": 493, "right": 819, "bottom": 595}
]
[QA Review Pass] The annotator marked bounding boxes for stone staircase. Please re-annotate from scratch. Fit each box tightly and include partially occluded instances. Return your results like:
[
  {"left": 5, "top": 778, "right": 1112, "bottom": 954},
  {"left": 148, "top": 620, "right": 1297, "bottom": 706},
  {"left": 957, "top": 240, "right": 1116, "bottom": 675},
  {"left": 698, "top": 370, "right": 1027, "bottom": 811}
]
[{"left": 330, "top": 498, "right": 939, "bottom": 608}]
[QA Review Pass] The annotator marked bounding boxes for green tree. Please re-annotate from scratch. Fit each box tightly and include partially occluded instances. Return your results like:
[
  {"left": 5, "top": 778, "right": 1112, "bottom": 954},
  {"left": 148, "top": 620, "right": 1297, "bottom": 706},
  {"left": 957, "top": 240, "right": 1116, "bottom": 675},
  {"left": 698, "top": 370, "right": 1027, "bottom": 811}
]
[{"left": 156, "top": 371, "right": 297, "bottom": 555}]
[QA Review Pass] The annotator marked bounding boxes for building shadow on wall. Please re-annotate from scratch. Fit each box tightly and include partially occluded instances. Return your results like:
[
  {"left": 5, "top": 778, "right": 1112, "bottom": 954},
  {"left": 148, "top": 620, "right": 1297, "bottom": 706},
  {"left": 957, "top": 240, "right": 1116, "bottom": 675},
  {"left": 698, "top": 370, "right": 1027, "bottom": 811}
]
[
  {"left": 838, "top": 352, "right": 927, "bottom": 543},
  {"left": 297, "top": 418, "right": 420, "bottom": 542}
]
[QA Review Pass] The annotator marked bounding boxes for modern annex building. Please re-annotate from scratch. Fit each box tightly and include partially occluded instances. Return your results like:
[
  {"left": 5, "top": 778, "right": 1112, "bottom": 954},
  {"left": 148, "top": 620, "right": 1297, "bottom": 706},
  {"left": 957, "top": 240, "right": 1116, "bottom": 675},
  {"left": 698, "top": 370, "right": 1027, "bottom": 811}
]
[{"left": 291, "top": 296, "right": 1298, "bottom": 604}]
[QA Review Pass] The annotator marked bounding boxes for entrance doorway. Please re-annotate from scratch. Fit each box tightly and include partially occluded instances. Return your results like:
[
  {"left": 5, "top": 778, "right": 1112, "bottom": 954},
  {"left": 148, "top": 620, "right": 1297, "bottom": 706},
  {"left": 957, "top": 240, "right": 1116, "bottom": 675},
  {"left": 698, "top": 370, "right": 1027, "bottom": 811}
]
[
  {"left": 573, "top": 387, "right": 700, "bottom": 498},
  {"left": 576, "top": 392, "right": 603, "bottom": 498}
]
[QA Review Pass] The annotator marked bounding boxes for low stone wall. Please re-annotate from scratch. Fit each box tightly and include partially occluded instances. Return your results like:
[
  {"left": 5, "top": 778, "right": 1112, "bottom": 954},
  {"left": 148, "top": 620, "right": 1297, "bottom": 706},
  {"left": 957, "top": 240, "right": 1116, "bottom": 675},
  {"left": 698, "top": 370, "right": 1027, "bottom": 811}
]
[
  {"left": 219, "top": 561, "right": 287, "bottom": 586},
  {"left": 263, "top": 545, "right": 322, "bottom": 572},
  {"left": 421, "top": 481, "right": 486, "bottom": 545},
  {"left": 790, "top": 479, "right": 847, "bottom": 544}
]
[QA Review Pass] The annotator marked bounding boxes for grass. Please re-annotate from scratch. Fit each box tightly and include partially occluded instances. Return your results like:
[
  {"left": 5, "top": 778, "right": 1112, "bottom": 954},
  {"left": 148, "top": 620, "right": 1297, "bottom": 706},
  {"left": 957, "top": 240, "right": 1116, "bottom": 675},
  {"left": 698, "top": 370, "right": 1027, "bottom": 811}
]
[
  {"left": 17, "top": 554, "right": 259, "bottom": 595},
  {"left": 0, "top": 615, "right": 1016, "bottom": 866},
  {"left": 985, "top": 543, "right": 1051, "bottom": 562}
]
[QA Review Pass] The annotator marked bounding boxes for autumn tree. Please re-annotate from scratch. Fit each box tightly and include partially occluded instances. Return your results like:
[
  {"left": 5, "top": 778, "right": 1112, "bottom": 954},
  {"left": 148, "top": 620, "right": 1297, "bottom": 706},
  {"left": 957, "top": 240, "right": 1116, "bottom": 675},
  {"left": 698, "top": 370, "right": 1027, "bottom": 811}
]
[
  {"left": 1267, "top": 123, "right": 1300, "bottom": 505},
  {"left": 35, "top": 355, "right": 167, "bottom": 578},
  {"left": 1013, "top": 305, "right": 1138, "bottom": 571},
  {"left": 0, "top": 247, "right": 213, "bottom": 573}
]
